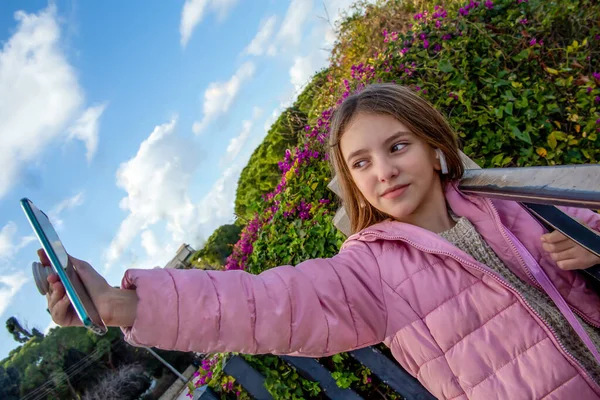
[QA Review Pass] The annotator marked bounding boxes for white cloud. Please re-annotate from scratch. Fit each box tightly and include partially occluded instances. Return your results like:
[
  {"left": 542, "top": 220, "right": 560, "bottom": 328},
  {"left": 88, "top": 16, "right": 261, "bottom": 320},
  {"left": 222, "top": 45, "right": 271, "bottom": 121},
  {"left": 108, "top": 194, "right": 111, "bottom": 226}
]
[
  {"left": 222, "top": 107, "right": 262, "bottom": 166},
  {"left": 0, "top": 5, "right": 106, "bottom": 199},
  {"left": 0, "top": 222, "right": 35, "bottom": 261},
  {"left": 0, "top": 223, "right": 19, "bottom": 260},
  {"left": 104, "top": 118, "right": 204, "bottom": 269},
  {"left": 290, "top": 54, "right": 322, "bottom": 92},
  {"left": 0, "top": 273, "right": 28, "bottom": 317},
  {"left": 105, "top": 115, "right": 254, "bottom": 270},
  {"left": 140, "top": 230, "right": 160, "bottom": 259},
  {"left": 47, "top": 192, "right": 85, "bottom": 231},
  {"left": 243, "top": 15, "right": 277, "bottom": 56},
  {"left": 280, "top": 0, "right": 374, "bottom": 98},
  {"left": 67, "top": 103, "right": 107, "bottom": 162},
  {"left": 180, "top": 0, "right": 239, "bottom": 48},
  {"left": 277, "top": 0, "right": 314, "bottom": 46},
  {"left": 192, "top": 62, "right": 255, "bottom": 134},
  {"left": 196, "top": 164, "right": 241, "bottom": 223},
  {"left": 44, "top": 320, "right": 58, "bottom": 334}
]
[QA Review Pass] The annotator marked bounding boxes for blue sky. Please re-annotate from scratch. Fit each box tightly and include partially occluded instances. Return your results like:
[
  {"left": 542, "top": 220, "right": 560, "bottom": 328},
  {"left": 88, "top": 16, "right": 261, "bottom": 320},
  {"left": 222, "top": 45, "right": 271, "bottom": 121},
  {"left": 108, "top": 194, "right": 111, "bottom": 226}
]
[{"left": 0, "top": 0, "right": 356, "bottom": 359}]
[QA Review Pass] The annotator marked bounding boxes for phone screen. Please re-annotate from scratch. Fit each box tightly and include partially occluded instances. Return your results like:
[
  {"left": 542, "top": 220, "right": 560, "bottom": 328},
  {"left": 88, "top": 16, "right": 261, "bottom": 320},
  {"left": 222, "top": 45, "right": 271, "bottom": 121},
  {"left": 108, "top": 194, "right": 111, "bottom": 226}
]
[{"left": 21, "top": 198, "right": 107, "bottom": 335}]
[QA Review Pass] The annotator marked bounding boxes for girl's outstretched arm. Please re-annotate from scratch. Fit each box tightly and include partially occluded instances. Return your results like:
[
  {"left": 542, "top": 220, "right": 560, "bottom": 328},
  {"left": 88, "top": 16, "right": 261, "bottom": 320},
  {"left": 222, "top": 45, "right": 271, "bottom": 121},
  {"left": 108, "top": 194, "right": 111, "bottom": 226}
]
[{"left": 119, "top": 240, "right": 388, "bottom": 357}]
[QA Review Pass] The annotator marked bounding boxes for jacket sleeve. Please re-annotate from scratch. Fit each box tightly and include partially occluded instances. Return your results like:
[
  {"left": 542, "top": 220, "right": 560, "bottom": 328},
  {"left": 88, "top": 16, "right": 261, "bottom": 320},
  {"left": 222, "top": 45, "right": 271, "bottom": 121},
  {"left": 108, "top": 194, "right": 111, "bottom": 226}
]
[
  {"left": 558, "top": 206, "right": 600, "bottom": 233},
  {"left": 120, "top": 240, "right": 388, "bottom": 357}
]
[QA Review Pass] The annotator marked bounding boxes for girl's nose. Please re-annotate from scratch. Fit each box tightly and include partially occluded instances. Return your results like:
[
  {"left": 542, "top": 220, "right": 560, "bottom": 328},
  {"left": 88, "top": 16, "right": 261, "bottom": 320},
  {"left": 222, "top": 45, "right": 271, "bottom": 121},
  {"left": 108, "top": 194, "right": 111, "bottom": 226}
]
[{"left": 377, "top": 160, "right": 399, "bottom": 183}]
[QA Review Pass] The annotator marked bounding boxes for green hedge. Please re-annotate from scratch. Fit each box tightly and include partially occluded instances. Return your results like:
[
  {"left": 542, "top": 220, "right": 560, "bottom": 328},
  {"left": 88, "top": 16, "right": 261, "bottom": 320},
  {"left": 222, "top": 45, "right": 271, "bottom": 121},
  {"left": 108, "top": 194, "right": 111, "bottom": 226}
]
[{"left": 192, "top": 0, "right": 600, "bottom": 398}]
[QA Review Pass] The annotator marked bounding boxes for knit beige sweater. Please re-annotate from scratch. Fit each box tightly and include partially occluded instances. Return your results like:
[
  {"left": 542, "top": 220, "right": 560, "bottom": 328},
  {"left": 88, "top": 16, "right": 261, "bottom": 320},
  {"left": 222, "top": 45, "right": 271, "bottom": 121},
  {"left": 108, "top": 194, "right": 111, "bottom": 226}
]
[{"left": 440, "top": 215, "right": 600, "bottom": 385}]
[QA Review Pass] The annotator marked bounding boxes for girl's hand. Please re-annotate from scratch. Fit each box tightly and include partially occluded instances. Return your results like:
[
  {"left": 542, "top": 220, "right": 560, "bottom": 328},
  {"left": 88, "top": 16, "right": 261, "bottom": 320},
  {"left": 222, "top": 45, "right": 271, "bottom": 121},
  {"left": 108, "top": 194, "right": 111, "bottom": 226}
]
[
  {"left": 541, "top": 231, "right": 600, "bottom": 271},
  {"left": 40, "top": 249, "right": 116, "bottom": 327}
]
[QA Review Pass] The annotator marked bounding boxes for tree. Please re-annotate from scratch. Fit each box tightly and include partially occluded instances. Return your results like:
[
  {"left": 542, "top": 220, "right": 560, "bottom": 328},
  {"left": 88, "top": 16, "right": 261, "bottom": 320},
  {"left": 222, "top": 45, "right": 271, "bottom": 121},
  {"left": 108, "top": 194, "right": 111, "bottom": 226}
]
[
  {"left": 6, "top": 316, "right": 34, "bottom": 343},
  {"left": 0, "top": 366, "right": 20, "bottom": 400},
  {"left": 192, "top": 224, "right": 242, "bottom": 268},
  {"left": 83, "top": 364, "right": 151, "bottom": 400}
]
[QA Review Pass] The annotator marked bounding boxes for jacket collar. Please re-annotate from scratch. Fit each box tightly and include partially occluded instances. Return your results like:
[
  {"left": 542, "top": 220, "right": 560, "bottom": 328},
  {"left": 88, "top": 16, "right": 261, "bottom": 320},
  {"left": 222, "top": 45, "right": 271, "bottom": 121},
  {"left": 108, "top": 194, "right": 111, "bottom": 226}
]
[{"left": 343, "top": 181, "right": 524, "bottom": 278}]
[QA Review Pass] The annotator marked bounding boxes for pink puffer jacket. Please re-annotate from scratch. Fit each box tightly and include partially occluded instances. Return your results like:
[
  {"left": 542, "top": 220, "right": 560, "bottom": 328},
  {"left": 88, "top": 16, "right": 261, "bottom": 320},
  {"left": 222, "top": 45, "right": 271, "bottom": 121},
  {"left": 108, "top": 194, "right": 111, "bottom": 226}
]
[{"left": 121, "top": 183, "right": 600, "bottom": 399}]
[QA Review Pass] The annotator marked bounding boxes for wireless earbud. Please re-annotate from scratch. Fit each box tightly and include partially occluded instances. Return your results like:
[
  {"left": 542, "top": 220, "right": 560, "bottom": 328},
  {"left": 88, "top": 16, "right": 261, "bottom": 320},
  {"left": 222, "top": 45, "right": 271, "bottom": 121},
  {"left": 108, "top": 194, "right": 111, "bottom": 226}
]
[{"left": 435, "top": 149, "right": 449, "bottom": 175}]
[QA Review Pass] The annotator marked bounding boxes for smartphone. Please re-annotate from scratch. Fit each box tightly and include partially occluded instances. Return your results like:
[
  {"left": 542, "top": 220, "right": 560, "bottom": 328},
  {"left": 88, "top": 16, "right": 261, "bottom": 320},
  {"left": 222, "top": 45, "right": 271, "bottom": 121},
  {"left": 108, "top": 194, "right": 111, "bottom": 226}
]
[{"left": 20, "top": 198, "right": 107, "bottom": 335}]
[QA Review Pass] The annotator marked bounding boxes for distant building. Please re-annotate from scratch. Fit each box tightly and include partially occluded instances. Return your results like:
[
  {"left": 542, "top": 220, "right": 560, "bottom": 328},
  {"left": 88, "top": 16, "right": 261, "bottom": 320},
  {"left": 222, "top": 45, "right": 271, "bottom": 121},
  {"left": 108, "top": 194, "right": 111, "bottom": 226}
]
[{"left": 164, "top": 244, "right": 196, "bottom": 269}]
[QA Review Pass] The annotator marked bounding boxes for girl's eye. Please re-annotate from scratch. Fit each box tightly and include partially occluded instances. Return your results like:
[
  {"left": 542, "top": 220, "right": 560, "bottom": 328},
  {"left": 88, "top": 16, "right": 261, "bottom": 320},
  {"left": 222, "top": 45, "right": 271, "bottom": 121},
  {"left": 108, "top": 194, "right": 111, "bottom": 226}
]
[
  {"left": 391, "top": 143, "right": 407, "bottom": 152},
  {"left": 352, "top": 160, "right": 367, "bottom": 169}
]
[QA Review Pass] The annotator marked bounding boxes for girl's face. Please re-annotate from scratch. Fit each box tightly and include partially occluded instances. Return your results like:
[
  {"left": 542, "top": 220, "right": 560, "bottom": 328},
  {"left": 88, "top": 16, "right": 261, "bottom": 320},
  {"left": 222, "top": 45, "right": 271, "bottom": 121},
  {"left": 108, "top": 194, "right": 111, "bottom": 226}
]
[{"left": 340, "top": 112, "right": 444, "bottom": 224}]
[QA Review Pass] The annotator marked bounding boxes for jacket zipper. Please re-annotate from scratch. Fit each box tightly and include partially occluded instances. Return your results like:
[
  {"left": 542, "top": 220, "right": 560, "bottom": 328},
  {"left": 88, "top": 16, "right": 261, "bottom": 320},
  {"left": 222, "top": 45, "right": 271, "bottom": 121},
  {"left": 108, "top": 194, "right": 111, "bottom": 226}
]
[
  {"left": 503, "top": 201, "right": 600, "bottom": 329},
  {"left": 358, "top": 230, "right": 598, "bottom": 384},
  {"left": 506, "top": 204, "right": 600, "bottom": 328}
]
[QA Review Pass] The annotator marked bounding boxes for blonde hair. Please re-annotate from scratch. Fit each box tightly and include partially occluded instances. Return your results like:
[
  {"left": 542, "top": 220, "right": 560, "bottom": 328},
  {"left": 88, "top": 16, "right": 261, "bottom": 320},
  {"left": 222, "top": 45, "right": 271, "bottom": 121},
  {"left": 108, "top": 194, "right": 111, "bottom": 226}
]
[{"left": 328, "top": 83, "right": 464, "bottom": 233}]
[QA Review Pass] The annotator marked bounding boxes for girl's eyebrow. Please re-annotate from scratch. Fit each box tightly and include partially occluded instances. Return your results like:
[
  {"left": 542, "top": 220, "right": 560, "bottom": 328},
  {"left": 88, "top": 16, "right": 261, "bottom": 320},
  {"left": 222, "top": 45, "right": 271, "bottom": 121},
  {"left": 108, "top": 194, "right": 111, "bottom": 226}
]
[{"left": 345, "top": 131, "right": 411, "bottom": 163}]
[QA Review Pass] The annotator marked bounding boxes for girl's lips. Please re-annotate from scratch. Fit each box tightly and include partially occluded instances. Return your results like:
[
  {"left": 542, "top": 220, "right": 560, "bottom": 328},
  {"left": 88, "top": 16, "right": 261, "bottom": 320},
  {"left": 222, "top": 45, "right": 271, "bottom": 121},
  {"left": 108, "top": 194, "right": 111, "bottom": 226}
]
[{"left": 381, "top": 184, "right": 409, "bottom": 199}]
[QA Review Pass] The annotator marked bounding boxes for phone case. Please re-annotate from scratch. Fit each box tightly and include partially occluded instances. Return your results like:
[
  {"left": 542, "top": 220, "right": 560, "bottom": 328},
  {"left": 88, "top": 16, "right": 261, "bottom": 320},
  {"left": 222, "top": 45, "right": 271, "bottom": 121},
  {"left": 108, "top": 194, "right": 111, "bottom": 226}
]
[{"left": 20, "top": 198, "right": 107, "bottom": 335}]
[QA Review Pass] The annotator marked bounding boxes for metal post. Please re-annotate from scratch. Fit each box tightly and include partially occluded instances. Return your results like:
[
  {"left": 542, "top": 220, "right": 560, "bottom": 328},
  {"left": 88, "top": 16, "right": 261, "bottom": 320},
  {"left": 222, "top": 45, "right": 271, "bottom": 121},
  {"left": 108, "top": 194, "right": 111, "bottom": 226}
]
[{"left": 144, "top": 347, "right": 189, "bottom": 383}]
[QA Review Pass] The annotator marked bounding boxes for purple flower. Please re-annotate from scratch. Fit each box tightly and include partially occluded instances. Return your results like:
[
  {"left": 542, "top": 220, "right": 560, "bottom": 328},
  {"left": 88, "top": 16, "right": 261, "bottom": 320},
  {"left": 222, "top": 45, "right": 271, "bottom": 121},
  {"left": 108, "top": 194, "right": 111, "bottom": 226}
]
[
  {"left": 400, "top": 47, "right": 409, "bottom": 55},
  {"left": 520, "top": 18, "right": 528, "bottom": 25},
  {"left": 593, "top": 72, "right": 600, "bottom": 80},
  {"left": 423, "top": 39, "right": 429, "bottom": 49},
  {"left": 419, "top": 32, "right": 427, "bottom": 40},
  {"left": 596, "top": 34, "right": 600, "bottom": 40},
  {"left": 518, "top": 0, "right": 528, "bottom": 3},
  {"left": 587, "top": 87, "right": 593, "bottom": 94},
  {"left": 596, "top": 119, "right": 600, "bottom": 124},
  {"left": 442, "top": 34, "right": 452, "bottom": 41},
  {"left": 459, "top": 7, "right": 468, "bottom": 16},
  {"left": 484, "top": 0, "right": 493, "bottom": 9},
  {"left": 433, "top": 43, "right": 442, "bottom": 52},
  {"left": 529, "top": 38, "right": 537, "bottom": 46},
  {"left": 596, "top": 96, "right": 600, "bottom": 103},
  {"left": 415, "top": 86, "right": 421, "bottom": 91},
  {"left": 413, "top": 13, "right": 423, "bottom": 20},
  {"left": 435, "top": 20, "right": 442, "bottom": 28}
]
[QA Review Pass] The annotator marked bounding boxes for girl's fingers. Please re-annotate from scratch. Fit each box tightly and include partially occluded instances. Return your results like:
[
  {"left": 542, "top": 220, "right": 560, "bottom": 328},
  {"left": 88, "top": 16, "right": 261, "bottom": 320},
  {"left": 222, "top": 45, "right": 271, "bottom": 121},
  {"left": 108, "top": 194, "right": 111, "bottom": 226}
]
[
  {"left": 549, "top": 248, "right": 577, "bottom": 262},
  {"left": 52, "top": 281, "right": 65, "bottom": 298},
  {"left": 47, "top": 273, "right": 59, "bottom": 285},
  {"left": 556, "top": 259, "right": 582, "bottom": 271},
  {"left": 51, "top": 295, "right": 70, "bottom": 324},
  {"left": 542, "top": 240, "right": 574, "bottom": 254},
  {"left": 37, "top": 248, "right": 51, "bottom": 266}
]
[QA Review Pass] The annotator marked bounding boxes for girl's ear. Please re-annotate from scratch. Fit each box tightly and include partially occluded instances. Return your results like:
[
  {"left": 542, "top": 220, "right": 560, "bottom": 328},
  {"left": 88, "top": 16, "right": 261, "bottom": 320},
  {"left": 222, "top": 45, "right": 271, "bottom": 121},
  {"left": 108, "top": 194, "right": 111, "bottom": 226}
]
[{"left": 435, "top": 149, "right": 449, "bottom": 174}]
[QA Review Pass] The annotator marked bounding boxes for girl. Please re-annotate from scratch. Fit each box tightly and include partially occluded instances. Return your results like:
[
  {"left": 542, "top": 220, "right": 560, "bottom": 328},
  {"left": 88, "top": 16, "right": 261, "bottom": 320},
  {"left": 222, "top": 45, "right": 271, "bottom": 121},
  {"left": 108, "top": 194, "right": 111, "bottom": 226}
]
[{"left": 43, "top": 83, "right": 600, "bottom": 399}]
